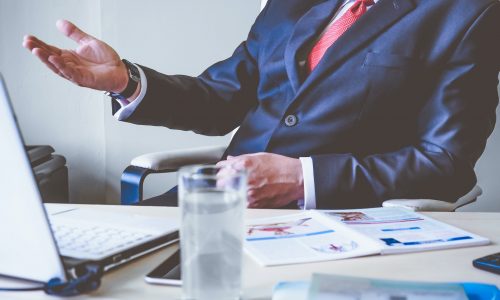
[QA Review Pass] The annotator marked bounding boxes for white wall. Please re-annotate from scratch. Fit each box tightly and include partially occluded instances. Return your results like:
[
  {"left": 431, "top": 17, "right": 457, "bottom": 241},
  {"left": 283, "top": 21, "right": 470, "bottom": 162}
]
[
  {"left": 0, "top": 0, "right": 106, "bottom": 204},
  {"left": 0, "top": 0, "right": 260, "bottom": 204}
]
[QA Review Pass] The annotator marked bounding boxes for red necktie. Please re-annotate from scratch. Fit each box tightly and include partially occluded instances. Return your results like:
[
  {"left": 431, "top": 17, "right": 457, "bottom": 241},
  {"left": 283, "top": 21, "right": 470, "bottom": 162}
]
[{"left": 307, "top": 0, "right": 375, "bottom": 73}]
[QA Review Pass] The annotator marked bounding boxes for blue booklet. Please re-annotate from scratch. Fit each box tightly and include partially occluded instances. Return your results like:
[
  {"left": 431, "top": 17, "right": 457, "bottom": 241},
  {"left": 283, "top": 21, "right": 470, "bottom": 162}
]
[{"left": 272, "top": 275, "right": 499, "bottom": 300}]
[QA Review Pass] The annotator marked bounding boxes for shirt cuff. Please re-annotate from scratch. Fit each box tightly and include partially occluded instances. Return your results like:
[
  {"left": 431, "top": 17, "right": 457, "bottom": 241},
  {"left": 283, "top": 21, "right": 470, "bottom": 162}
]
[
  {"left": 113, "top": 64, "right": 148, "bottom": 121},
  {"left": 299, "top": 157, "right": 316, "bottom": 210}
]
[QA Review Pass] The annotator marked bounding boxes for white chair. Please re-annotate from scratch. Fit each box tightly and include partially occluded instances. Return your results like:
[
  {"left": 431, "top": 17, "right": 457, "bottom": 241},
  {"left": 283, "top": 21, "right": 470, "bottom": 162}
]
[
  {"left": 120, "top": 145, "right": 226, "bottom": 205},
  {"left": 382, "top": 185, "right": 481, "bottom": 212},
  {"left": 121, "top": 144, "right": 481, "bottom": 211}
]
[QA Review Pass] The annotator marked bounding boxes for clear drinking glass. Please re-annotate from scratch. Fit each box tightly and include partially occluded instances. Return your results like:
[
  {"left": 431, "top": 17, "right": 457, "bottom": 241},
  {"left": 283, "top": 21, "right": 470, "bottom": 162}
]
[{"left": 179, "top": 165, "right": 247, "bottom": 300}]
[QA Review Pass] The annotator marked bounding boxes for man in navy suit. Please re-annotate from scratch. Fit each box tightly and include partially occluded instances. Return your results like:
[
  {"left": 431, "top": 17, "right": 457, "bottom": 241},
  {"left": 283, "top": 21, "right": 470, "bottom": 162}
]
[{"left": 24, "top": 0, "right": 500, "bottom": 209}]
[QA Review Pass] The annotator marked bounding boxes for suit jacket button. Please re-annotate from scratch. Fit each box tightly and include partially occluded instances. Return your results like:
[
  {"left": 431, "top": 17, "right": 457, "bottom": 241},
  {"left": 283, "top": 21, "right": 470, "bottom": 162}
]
[{"left": 284, "top": 114, "right": 298, "bottom": 127}]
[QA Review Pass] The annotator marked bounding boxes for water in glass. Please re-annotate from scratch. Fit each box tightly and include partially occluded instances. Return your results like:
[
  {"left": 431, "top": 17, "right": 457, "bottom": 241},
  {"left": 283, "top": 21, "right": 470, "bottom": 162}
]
[{"left": 181, "top": 188, "right": 244, "bottom": 300}]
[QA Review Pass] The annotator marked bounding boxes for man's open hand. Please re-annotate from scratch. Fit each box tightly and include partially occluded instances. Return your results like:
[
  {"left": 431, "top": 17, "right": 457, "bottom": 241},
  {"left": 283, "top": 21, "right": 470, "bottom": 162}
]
[
  {"left": 23, "top": 20, "right": 128, "bottom": 93},
  {"left": 217, "top": 153, "right": 304, "bottom": 209}
]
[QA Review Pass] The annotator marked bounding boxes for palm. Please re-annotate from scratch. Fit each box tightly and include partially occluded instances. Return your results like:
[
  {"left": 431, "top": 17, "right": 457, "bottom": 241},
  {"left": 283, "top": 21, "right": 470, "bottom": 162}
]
[
  {"left": 75, "top": 39, "right": 118, "bottom": 65},
  {"left": 23, "top": 20, "right": 126, "bottom": 92},
  {"left": 60, "top": 39, "right": 122, "bottom": 90}
]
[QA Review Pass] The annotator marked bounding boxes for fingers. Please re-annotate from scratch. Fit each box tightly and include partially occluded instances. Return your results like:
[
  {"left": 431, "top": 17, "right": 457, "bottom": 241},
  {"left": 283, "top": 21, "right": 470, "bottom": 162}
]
[
  {"left": 247, "top": 192, "right": 293, "bottom": 209},
  {"left": 31, "top": 48, "right": 60, "bottom": 74},
  {"left": 23, "top": 36, "right": 72, "bottom": 80},
  {"left": 22, "top": 35, "right": 38, "bottom": 51},
  {"left": 48, "top": 55, "right": 79, "bottom": 81},
  {"left": 56, "top": 19, "right": 93, "bottom": 44},
  {"left": 217, "top": 155, "right": 252, "bottom": 171},
  {"left": 23, "top": 35, "right": 62, "bottom": 56},
  {"left": 247, "top": 187, "right": 276, "bottom": 207},
  {"left": 22, "top": 24, "right": 86, "bottom": 84},
  {"left": 247, "top": 189, "right": 262, "bottom": 208}
]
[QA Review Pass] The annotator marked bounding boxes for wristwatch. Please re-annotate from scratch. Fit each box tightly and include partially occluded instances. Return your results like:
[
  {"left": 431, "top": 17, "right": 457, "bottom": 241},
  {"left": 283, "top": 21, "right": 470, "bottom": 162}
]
[{"left": 107, "top": 59, "right": 140, "bottom": 101}]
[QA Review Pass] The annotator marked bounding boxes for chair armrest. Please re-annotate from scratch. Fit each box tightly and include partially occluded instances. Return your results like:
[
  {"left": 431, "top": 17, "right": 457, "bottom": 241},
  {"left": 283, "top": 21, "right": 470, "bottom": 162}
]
[
  {"left": 130, "top": 145, "right": 227, "bottom": 171},
  {"left": 121, "top": 145, "right": 226, "bottom": 205},
  {"left": 382, "top": 185, "right": 482, "bottom": 212},
  {"left": 26, "top": 145, "right": 55, "bottom": 166},
  {"left": 33, "top": 155, "right": 66, "bottom": 184}
]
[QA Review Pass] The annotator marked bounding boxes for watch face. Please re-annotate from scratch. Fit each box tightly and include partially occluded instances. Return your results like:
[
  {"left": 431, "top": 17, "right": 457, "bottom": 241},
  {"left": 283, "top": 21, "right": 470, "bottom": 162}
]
[
  {"left": 123, "top": 59, "right": 140, "bottom": 82},
  {"left": 132, "top": 75, "right": 140, "bottom": 82},
  {"left": 129, "top": 68, "right": 140, "bottom": 82}
]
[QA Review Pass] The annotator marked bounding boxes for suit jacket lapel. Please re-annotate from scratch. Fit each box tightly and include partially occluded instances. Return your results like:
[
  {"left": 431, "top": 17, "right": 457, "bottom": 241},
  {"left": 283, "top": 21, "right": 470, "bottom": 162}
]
[
  {"left": 284, "top": 0, "right": 343, "bottom": 93},
  {"left": 297, "top": 0, "right": 416, "bottom": 97}
]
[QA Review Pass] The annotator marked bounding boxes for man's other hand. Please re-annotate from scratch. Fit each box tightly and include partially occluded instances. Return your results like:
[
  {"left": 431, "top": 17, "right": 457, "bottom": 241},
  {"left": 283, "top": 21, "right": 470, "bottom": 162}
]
[
  {"left": 23, "top": 20, "right": 129, "bottom": 93},
  {"left": 217, "top": 153, "right": 305, "bottom": 209}
]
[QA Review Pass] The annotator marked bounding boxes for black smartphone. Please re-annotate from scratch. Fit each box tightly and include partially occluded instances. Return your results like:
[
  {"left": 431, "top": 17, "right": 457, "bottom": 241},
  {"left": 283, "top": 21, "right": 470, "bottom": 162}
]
[
  {"left": 473, "top": 252, "right": 500, "bottom": 275},
  {"left": 145, "top": 249, "right": 182, "bottom": 286}
]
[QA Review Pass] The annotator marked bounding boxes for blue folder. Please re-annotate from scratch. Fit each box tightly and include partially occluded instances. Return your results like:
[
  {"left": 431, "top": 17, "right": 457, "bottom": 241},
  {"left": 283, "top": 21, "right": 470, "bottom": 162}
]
[{"left": 272, "top": 281, "right": 499, "bottom": 300}]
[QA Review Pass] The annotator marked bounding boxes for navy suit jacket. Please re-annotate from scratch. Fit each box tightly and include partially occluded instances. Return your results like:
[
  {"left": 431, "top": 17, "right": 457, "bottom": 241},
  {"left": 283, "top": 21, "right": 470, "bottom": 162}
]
[{"left": 119, "top": 0, "right": 500, "bottom": 209}]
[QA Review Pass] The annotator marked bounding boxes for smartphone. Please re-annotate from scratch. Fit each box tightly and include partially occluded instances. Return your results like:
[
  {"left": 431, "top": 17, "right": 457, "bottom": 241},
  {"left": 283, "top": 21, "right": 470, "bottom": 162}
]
[
  {"left": 472, "top": 252, "right": 500, "bottom": 275},
  {"left": 145, "top": 249, "right": 182, "bottom": 285}
]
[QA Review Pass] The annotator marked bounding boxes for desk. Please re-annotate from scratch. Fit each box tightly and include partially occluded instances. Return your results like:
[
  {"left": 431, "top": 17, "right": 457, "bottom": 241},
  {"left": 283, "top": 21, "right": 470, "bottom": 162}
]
[{"left": 1, "top": 204, "right": 499, "bottom": 299}]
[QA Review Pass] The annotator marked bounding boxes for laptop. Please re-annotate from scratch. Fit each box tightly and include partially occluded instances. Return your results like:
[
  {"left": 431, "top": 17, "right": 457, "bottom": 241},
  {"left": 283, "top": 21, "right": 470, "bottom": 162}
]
[{"left": 0, "top": 74, "right": 179, "bottom": 284}]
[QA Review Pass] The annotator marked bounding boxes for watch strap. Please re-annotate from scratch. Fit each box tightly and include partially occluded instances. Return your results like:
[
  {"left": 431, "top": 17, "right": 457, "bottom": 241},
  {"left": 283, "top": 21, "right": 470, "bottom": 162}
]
[{"left": 109, "top": 59, "right": 140, "bottom": 100}]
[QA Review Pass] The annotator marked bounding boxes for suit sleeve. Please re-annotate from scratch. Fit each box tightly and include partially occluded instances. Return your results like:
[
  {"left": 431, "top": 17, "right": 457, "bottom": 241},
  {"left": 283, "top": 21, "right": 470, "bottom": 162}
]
[
  {"left": 312, "top": 2, "right": 500, "bottom": 209},
  {"left": 114, "top": 4, "right": 272, "bottom": 136}
]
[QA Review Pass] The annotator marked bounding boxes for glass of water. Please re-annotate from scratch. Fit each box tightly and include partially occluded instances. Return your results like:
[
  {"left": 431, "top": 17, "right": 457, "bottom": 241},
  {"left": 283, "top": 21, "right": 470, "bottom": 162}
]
[{"left": 179, "top": 165, "right": 247, "bottom": 300}]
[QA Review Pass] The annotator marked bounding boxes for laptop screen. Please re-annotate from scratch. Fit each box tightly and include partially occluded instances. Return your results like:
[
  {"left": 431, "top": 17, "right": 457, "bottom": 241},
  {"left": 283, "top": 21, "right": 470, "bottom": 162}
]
[{"left": 0, "top": 74, "right": 67, "bottom": 282}]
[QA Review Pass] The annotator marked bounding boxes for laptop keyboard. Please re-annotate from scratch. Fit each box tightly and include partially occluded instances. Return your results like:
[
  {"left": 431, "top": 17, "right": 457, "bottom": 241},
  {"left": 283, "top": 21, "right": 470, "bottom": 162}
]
[{"left": 51, "top": 223, "right": 154, "bottom": 259}]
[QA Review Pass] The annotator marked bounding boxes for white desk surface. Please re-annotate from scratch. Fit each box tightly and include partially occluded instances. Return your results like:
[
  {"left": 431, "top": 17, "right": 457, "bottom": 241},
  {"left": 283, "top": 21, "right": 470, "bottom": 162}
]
[{"left": 1, "top": 204, "right": 499, "bottom": 299}]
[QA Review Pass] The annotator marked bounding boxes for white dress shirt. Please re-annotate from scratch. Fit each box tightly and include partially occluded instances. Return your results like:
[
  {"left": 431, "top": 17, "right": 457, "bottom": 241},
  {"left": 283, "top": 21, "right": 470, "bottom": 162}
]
[{"left": 114, "top": 0, "right": 378, "bottom": 209}]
